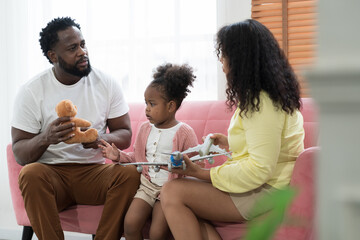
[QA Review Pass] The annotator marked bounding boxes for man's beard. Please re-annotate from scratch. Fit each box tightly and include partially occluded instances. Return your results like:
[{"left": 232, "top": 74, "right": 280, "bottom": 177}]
[{"left": 58, "top": 56, "right": 92, "bottom": 77}]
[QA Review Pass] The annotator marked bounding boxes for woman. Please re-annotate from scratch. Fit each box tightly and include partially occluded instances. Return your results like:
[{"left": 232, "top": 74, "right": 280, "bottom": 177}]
[{"left": 160, "top": 19, "right": 305, "bottom": 240}]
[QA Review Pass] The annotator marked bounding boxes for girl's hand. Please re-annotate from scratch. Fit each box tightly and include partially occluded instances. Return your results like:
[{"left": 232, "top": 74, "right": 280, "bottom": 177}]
[
  {"left": 206, "top": 133, "right": 229, "bottom": 151},
  {"left": 98, "top": 139, "right": 120, "bottom": 162}
]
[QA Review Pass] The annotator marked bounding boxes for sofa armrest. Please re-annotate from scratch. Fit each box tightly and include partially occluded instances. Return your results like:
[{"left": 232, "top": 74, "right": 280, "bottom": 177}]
[
  {"left": 280, "top": 146, "right": 320, "bottom": 240},
  {"left": 6, "top": 144, "right": 31, "bottom": 226}
]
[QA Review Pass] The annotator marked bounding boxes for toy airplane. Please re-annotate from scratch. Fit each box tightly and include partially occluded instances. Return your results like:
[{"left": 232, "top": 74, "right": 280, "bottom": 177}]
[
  {"left": 181, "top": 133, "right": 231, "bottom": 159},
  {"left": 120, "top": 134, "right": 231, "bottom": 173}
]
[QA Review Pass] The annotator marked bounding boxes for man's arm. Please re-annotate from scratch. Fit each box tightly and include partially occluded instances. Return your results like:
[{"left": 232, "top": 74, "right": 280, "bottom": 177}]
[
  {"left": 11, "top": 117, "right": 75, "bottom": 166},
  {"left": 82, "top": 113, "right": 132, "bottom": 150}
]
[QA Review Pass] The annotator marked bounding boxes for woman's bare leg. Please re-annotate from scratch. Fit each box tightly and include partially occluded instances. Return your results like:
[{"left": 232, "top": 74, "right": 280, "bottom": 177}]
[
  {"left": 161, "top": 178, "right": 244, "bottom": 240},
  {"left": 124, "top": 198, "right": 152, "bottom": 240}
]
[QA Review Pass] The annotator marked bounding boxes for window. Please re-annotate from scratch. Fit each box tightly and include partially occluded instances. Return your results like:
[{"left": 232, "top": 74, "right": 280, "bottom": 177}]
[
  {"left": 251, "top": 0, "right": 317, "bottom": 97},
  {"left": 26, "top": 0, "right": 218, "bottom": 102}
]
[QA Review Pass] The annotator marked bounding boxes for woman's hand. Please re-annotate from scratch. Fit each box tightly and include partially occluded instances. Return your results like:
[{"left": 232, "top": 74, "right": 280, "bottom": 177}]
[
  {"left": 98, "top": 139, "right": 120, "bottom": 162},
  {"left": 207, "top": 133, "right": 229, "bottom": 151},
  {"left": 168, "top": 154, "right": 211, "bottom": 182}
]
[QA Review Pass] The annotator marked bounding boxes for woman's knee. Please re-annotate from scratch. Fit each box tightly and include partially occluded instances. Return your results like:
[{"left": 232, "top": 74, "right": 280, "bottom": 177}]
[
  {"left": 160, "top": 180, "right": 175, "bottom": 200},
  {"left": 161, "top": 179, "right": 185, "bottom": 206}
]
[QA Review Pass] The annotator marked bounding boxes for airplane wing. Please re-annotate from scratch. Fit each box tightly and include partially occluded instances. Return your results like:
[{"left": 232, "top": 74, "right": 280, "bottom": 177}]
[
  {"left": 120, "top": 162, "right": 168, "bottom": 166},
  {"left": 209, "top": 145, "right": 231, "bottom": 157},
  {"left": 181, "top": 145, "right": 202, "bottom": 154},
  {"left": 209, "top": 144, "right": 226, "bottom": 153},
  {"left": 189, "top": 152, "right": 231, "bottom": 162},
  {"left": 120, "top": 161, "right": 170, "bottom": 173}
]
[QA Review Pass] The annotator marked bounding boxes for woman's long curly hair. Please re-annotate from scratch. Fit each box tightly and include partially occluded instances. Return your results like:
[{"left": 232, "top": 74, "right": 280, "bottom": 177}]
[{"left": 215, "top": 19, "right": 301, "bottom": 116}]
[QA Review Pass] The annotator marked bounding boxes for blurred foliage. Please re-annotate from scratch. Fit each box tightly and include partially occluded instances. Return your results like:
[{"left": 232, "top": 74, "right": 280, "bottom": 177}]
[{"left": 243, "top": 187, "right": 297, "bottom": 240}]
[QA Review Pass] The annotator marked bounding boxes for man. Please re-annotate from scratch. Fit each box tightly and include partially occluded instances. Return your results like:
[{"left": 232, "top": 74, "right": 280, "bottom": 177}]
[{"left": 11, "top": 17, "right": 140, "bottom": 240}]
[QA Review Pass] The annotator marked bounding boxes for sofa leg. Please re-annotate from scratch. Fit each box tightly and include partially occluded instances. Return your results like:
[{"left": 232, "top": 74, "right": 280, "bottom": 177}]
[
  {"left": 92, "top": 234, "right": 95, "bottom": 240},
  {"left": 22, "top": 226, "right": 34, "bottom": 240}
]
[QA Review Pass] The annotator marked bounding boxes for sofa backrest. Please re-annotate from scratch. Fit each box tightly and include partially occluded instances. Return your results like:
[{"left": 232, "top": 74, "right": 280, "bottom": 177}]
[
  {"left": 125, "top": 101, "right": 234, "bottom": 166},
  {"left": 300, "top": 98, "right": 318, "bottom": 149},
  {"left": 126, "top": 101, "right": 234, "bottom": 148},
  {"left": 125, "top": 98, "right": 318, "bottom": 166}
]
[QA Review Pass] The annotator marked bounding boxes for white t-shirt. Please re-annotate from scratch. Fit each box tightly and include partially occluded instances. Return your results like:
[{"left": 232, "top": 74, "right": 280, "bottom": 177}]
[
  {"left": 146, "top": 123, "right": 182, "bottom": 186},
  {"left": 11, "top": 67, "right": 129, "bottom": 164}
]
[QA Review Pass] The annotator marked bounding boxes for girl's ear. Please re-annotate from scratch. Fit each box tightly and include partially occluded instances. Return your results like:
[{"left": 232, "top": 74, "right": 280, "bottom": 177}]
[{"left": 168, "top": 100, "right": 177, "bottom": 113}]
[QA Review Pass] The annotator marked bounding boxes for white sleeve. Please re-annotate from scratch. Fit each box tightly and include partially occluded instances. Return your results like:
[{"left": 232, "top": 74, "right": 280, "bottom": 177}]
[
  {"left": 11, "top": 86, "right": 42, "bottom": 134},
  {"left": 108, "top": 78, "right": 129, "bottom": 119}
]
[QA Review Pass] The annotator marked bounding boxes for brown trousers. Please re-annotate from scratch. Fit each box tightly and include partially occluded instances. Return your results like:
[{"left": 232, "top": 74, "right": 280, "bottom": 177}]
[{"left": 18, "top": 162, "right": 140, "bottom": 240}]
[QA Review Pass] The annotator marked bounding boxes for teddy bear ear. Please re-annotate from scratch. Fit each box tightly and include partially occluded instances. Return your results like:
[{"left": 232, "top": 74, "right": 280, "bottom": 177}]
[{"left": 65, "top": 101, "right": 71, "bottom": 111}]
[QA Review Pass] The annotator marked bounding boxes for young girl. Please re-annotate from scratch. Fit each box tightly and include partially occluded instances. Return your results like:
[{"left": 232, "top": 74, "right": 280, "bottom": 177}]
[
  {"left": 159, "top": 19, "right": 305, "bottom": 239},
  {"left": 99, "top": 63, "right": 198, "bottom": 240}
]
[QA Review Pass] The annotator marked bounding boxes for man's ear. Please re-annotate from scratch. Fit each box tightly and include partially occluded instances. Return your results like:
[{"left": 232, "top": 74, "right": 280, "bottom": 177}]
[
  {"left": 47, "top": 50, "right": 57, "bottom": 63},
  {"left": 168, "top": 100, "right": 177, "bottom": 113}
]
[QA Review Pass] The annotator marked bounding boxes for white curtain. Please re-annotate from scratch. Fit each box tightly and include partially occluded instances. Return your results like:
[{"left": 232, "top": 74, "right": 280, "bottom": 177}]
[
  {"left": 1, "top": 0, "right": 218, "bottom": 153},
  {"left": 0, "top": 0, "right": 251, "bottom": 232},
  {"left": 0, "top": 0, "right": 218, "bottom": 229}
]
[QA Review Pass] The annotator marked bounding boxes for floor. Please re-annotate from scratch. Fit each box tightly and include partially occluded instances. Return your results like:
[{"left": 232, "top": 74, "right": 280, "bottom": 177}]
[{"left": 0, "top": 228, "right": 95, "bottom": 240}]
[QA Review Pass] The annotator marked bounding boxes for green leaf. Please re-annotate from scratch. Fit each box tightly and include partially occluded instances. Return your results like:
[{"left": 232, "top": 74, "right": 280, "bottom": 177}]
[{"left": 243, "top": 187, "right": 296, "bottom": 240}]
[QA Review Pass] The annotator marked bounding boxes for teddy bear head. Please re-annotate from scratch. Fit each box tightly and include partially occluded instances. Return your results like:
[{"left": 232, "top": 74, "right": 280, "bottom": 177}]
[{"left": 55, "top": 99, "right": 78, "bottom": 117}]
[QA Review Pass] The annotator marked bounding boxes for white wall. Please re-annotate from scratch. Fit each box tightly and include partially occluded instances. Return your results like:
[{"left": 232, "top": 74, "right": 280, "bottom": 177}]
[
  {"left": 216, "top": 0, "right": 251, "bottom": 100},
  {"left": 0, "top": 0, "right": 33, "bottom": 236},
  {"left": 0, "top": 0, "right": 251, "bottom": 237}
]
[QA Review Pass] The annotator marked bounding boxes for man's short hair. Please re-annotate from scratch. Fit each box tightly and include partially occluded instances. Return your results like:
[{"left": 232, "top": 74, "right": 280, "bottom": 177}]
[{"left": 39, "top": 17, "right": 81, "bottom": 63}]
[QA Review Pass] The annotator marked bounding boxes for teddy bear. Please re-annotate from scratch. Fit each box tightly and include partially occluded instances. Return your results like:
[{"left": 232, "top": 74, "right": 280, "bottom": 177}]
[{"left": 55, "top": 99, "right": 98, "bottom": 144}]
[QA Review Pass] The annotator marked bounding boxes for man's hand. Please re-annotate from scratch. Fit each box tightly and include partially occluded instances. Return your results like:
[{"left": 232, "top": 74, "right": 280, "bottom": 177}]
[
  {"left": 43, "top": 116, "right": 75, "bottom": 145},
  {"left": 11, "top": 116, "right": 75, "bottom": 165},
  {"left": 82, "top": 141, "right": 100, "bottom": 149}
]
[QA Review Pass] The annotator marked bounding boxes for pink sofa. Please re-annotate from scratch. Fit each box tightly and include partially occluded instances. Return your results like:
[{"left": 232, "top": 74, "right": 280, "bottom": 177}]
[{"left": 7, "top": 99, "right": 319, "bottom": 239}]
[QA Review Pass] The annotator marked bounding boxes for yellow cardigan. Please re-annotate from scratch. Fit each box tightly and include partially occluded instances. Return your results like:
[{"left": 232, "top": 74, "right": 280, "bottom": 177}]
[{"left": 210, "top": 92, "right": 304, "bottom": 193}]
